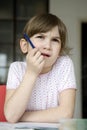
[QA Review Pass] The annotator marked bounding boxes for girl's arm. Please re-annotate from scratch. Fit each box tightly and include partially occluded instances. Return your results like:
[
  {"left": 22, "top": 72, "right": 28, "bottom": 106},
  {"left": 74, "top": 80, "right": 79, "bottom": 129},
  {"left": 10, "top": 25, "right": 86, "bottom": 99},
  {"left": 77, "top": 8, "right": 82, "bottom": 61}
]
[
  {"left": 19, "top": 89, "right": 76, "bottom": 123},
  {"left": 4, "top": 49, "right": 45, "bottom": 123},
  {"left": 4, "top": 71, "right": 37, "bottom": 123}
]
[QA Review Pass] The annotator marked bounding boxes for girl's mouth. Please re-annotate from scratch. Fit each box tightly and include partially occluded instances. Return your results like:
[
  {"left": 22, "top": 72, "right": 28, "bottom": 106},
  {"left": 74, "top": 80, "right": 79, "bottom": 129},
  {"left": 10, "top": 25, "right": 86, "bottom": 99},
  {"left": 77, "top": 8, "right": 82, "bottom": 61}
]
[{"left": 41, "top": 53, "right": 50, "bottom": 57}]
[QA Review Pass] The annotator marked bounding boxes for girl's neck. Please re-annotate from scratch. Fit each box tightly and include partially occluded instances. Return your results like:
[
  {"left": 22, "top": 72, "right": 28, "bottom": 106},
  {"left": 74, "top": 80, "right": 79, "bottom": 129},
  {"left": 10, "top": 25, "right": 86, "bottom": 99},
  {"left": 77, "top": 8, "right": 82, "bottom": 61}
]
[{"left": 40, "top": 66, "right": 53, "bottom": 74}]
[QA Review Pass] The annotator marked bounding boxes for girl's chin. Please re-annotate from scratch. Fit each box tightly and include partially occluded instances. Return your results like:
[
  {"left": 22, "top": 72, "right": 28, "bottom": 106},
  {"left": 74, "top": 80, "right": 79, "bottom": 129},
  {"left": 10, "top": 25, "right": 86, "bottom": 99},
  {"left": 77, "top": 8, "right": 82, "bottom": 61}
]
[{"left": 42, "top": 65, "right": 53, "bottom": 73}]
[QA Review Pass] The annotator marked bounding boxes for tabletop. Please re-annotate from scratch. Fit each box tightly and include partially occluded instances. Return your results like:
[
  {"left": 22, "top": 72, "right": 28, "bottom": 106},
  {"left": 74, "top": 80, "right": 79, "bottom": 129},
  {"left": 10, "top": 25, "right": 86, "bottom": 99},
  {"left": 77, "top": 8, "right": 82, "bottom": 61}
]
[{"left": 0, "top": 119, "right": 87, "bottom": 130}]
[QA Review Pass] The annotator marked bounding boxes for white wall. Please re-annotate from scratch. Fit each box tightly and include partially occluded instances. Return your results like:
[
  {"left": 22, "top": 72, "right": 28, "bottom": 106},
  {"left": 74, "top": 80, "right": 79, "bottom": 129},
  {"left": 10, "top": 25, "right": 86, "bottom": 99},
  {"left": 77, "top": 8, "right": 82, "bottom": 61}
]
[{"left": 49, "top": 0, "right": 87, "bottom": 118}]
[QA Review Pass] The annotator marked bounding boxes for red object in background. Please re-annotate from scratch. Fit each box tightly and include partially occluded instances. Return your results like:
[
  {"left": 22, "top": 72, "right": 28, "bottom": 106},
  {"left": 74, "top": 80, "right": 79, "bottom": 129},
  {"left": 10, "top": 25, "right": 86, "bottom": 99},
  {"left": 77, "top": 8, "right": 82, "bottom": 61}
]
[{"left": 0, "top": 85, "right": 7, "bottom": 122}]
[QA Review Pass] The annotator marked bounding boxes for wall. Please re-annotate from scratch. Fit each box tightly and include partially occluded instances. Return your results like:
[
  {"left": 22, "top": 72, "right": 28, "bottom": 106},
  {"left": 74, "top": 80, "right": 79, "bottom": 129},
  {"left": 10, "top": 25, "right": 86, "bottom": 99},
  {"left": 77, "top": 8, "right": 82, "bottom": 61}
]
[{"left": 49, "top": 0, "right": 87, "bottom": 118}]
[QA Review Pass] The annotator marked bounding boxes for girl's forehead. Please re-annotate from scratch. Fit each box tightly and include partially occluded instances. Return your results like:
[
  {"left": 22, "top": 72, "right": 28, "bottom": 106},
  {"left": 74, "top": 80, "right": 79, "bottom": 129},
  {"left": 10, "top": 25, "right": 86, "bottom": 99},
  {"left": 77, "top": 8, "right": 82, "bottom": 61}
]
[{"left": 35, "top": 26, "right": 59, "bottom": 36}]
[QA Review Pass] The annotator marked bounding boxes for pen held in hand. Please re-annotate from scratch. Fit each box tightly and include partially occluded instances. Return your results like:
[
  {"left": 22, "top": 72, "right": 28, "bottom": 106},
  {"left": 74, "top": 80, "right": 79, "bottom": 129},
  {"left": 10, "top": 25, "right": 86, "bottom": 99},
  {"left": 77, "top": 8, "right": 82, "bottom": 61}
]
[{"left": 24, "top": 33, "right": 35, "bottom": 48}]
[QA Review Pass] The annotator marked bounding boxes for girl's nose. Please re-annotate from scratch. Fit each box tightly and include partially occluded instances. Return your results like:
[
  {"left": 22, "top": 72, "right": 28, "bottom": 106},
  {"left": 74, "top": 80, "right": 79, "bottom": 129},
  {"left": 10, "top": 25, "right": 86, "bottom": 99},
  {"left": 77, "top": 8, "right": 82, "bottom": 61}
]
[{"left": 43, "top": 40, "right": 51, "bottom": 50}]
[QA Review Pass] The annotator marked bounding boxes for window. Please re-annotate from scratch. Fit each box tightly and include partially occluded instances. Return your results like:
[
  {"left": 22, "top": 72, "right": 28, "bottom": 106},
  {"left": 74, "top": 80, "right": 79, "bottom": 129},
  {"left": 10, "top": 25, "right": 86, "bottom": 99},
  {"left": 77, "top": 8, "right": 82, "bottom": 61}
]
[{"left": 0, "top": 0, "right": 49, "bottom": 84}]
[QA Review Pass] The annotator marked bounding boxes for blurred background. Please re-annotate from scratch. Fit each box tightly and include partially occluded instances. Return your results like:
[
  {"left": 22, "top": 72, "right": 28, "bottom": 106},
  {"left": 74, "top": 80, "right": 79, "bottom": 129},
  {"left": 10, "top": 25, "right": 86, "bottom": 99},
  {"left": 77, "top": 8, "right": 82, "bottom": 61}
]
[{"left": 0, "top": 0, "right": 87, "bottom": 119}]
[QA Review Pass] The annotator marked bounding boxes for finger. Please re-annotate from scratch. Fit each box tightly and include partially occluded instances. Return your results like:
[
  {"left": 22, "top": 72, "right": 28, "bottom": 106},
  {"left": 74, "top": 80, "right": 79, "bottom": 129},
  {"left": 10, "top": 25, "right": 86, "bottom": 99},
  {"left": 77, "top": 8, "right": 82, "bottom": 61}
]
[
  {"left": 34, "top": 51, "right": 41, "bottom": 59},
  {"left": 39, "top": 60, "right": 45, "bottom": 68},
  {"left": 37, "top": 55, "right": 44, "bottom": 64},
  {"left": 28, "top": 48, "right": 38, "bottom": 57}
]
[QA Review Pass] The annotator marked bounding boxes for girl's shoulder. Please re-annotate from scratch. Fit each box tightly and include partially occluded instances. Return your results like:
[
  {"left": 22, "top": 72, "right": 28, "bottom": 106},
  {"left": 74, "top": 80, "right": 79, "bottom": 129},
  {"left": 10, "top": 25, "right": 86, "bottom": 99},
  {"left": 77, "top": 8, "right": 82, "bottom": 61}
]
[
  {"left": 55, "top": 55, "right": 73, "bottom": 68},
  {"left": 52, "top": 55, "right": 75, "bottom": 76},
  {"left": 10, "top": 61, "right": 26, "bottom": 67},
  {"left": 9, "top": 61, "right": 26, "bottom": 72}
]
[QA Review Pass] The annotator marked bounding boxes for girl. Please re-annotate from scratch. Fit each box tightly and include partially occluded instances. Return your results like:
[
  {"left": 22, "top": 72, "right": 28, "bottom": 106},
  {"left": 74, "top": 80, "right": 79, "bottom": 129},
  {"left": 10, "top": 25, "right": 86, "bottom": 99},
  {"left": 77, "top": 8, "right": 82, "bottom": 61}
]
[{"left": 4, "top": 13, "right": 76, "bottom": 123}]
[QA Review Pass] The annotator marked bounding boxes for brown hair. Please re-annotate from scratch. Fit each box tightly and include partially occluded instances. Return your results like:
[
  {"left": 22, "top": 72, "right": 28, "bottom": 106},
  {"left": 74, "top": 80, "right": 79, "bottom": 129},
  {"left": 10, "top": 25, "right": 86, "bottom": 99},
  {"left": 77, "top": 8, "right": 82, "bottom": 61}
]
[{"left": 22, "top": 13, "right": 70, "bottom": 55}]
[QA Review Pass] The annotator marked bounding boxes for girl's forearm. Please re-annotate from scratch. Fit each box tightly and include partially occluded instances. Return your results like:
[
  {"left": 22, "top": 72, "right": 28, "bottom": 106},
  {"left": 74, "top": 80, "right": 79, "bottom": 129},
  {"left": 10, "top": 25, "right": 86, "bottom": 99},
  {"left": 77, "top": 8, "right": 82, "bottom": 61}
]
[
  {"left": 20, "top": 88, "right": 76, "bottom": 123},
  {"left": 19, "top": 107, "right": 73, "bottom": 123},
  {"left": 4, "top": 72, "right": 37, "bottom": 123}
]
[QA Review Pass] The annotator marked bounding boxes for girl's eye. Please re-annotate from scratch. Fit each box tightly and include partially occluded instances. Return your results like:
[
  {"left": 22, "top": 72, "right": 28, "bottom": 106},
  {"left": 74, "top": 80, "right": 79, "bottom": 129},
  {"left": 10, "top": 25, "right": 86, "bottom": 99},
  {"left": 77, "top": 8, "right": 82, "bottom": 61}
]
[
  {"left": 52, "top": 38, "right": 61, "bottom": 44},
  {"left": 37, "top": 35, "right": 44, "bottom": 39},
  {"left": 53, "top": 39, "right": 58, "bottom": 42}
]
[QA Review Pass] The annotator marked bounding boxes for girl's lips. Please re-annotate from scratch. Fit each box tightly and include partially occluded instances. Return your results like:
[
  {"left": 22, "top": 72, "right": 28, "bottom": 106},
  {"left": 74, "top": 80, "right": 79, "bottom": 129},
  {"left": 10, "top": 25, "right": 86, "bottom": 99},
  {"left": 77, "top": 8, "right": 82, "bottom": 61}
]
[{"left": 41, "top": 53, "right": 50, "bottom": 57}]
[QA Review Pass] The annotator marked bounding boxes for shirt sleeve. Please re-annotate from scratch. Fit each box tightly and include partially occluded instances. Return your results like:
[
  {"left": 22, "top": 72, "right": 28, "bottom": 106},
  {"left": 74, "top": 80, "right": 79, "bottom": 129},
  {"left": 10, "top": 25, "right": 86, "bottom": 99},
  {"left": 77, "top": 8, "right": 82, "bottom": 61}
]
[
  {"left": 58, "top": 56, "right": 77, "bottom": 93},
  {"left": 6, "top": 62, "right": 22, "bottom": 89}
]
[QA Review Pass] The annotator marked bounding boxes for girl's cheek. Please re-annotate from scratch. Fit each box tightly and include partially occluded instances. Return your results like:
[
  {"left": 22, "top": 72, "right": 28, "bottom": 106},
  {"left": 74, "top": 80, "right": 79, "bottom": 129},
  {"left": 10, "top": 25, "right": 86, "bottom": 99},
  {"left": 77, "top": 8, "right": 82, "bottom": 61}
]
[{"left": 35, "top": 43, "right": 42, "bottom": 49}]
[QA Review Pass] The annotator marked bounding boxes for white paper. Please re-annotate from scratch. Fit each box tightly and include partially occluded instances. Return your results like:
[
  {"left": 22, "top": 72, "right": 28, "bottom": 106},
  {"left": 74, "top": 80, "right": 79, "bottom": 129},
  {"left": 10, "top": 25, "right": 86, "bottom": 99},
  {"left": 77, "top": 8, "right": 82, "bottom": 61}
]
[
  {"left": 0, "top": 122, "right": 60, "bottom": 129},
  {"left": 14, "top": 122, "right": 60, "bottom": 129}
]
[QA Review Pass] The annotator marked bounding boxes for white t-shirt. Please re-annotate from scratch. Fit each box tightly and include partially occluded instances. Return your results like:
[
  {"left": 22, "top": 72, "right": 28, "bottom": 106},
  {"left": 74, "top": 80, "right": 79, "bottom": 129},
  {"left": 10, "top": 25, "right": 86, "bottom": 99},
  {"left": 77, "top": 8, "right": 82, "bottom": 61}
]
[{"left": 6, "top": 55, "right": 76, "bottom": 111}]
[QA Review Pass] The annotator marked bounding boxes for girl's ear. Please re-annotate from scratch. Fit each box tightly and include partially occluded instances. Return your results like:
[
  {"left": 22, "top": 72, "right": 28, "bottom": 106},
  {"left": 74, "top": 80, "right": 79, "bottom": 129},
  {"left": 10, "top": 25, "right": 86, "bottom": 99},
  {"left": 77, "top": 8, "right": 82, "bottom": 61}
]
[{"left": 20, "top": 38, "right": 28, "bottom": 54}]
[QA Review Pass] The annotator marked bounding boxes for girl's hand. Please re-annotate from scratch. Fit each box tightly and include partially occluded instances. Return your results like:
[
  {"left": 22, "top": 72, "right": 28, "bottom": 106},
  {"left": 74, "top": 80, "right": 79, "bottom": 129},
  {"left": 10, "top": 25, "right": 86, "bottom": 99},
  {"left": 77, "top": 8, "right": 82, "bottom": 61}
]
[{"left": 26, "top": 48, "right": 45, "bottom": 76}]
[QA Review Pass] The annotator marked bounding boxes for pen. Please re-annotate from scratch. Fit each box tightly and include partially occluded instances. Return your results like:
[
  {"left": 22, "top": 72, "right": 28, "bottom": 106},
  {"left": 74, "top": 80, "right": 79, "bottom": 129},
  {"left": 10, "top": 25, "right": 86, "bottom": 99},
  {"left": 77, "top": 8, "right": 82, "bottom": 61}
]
[{"left": 24, "top": 33, "right": 35, "bottom": 48}]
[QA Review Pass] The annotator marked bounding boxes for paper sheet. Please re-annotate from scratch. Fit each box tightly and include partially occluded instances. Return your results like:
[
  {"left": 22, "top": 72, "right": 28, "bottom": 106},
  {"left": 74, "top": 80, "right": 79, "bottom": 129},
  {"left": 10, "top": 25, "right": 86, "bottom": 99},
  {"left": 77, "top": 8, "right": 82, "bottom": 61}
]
[{"left": 0, "top": 122, "right": 60, "bottom": 129}]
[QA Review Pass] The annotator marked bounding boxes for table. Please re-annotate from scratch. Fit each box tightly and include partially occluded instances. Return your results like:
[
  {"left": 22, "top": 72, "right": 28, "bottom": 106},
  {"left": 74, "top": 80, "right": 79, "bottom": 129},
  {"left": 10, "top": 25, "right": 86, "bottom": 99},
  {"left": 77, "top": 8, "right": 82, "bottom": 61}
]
[
  {"left": 59, "top": 119, "right": 87, "bottom": 130},
  {"left": 0, "top": 122, "right": 60, "bottom": 130},
  {"left": 0, "top": 119, "right": 87, "bottom": 130}
]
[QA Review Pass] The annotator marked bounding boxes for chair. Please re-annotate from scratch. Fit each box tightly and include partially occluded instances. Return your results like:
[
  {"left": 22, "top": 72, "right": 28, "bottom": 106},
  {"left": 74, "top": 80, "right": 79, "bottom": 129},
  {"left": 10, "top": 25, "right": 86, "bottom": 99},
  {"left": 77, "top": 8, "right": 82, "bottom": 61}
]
[{"left": 0, "top": 85, "right": 7, "bottom": 122}]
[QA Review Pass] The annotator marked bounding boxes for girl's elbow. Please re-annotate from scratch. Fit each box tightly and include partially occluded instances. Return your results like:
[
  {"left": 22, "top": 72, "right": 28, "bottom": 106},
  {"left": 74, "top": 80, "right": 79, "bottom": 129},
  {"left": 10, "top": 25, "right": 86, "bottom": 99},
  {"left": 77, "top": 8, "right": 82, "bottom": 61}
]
[
  {"left": 4, "top": 109, "right": 18, "bottom": 123},
  {"left": 64, "top": 110, "right": 74, "bottom": 119}
]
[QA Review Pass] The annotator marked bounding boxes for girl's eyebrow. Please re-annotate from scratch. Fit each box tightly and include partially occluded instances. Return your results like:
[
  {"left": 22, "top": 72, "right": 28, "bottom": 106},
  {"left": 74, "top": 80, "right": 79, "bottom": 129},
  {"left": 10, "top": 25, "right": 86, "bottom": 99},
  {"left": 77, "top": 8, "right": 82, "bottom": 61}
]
[
  {"left": 36, "top": 33, "right": 60, "bottom": 37},
  {"left": 52, "top": 36, "right": 61, "bottom": 40},
  {"left": 53, "top": 36, "right": 60, "bottom": 39},
  {"left": 35, "top": 33, "right": 61, "bottom": 40}
]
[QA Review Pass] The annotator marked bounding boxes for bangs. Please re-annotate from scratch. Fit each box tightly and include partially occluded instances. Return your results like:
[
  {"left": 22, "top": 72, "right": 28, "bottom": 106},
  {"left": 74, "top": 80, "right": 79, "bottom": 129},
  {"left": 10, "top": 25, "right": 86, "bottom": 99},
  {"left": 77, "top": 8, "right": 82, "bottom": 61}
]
[{"left": 23, "top": 14, "right": 58, "bottom": 37}]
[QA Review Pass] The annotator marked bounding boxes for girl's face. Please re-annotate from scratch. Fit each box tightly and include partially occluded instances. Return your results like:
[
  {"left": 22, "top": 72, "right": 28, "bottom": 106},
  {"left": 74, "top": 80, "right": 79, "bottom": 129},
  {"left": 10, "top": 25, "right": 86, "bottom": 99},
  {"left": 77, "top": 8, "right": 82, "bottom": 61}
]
[{"left": 29, "top": 26, "right": 61, "bottom": 73}]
